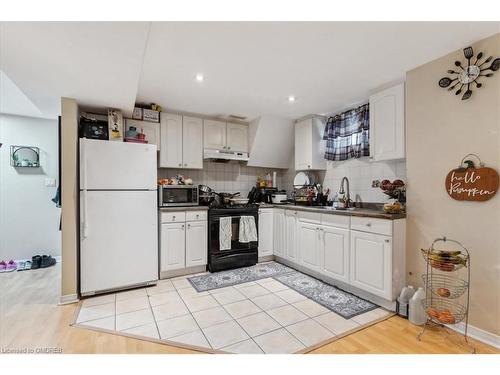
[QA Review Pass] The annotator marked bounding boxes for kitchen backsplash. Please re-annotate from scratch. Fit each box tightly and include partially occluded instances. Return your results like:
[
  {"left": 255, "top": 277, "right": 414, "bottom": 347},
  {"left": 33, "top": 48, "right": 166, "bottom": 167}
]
[
  {"left": 158, "top": 162, "right": 284, "bottom": 197},
  {"left": 280, "top": 158, "right": 406, "bottom": 203},
  {"left": 159, "top": 158, "right": 406, "bottom": 203}
]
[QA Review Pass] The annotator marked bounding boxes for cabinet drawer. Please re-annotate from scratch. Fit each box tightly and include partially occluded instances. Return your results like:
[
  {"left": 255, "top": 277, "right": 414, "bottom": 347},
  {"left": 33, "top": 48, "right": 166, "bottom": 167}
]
[
  {"left": 351, "top": 216, "right": 392, "bottom": 236},
  {"left": 160, "top": 211, "right": 186, "bottom": 223},
  {"left": 321, "top": 214, "right": 350, "bottom": 229},
  {"left": 297, "top": 211, "right": 321, "bottom": 224},
  {"left": 186, "top": 210, "right": 207, "bottom": 222}
]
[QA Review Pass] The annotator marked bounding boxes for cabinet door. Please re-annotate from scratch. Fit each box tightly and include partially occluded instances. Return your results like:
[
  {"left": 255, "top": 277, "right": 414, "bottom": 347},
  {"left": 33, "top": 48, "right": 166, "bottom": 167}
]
[
  {"left": 160, "top": 222, "right": 186, "bottom": 272},
  {"left": 258, "top": 209, "right": 273, "bottom": 257},
  {"left": 185, "top": 221, "right": 207, "bottom": 268},
  {"left": 285, "top": 211, "right": 298, "bottom": 262},
  {"left": 295, "top": 119, "right": 312, "bottom": 170},
  {"left": 320, "top": 225, "right": 349, "bottom": 284},
  {"left": 349, "top": 230, "right": 392, "bottom": 299},
  {"left": 226, "top": 122, "right": 248, "bottom": 152},
  {"left": 369, "top": 83, "right": 405, "bottom": 161},
  {"left": 203, "top": 119, "right": 227, "bottom": 150},
  {"left": 125, "top": 119, "right": 160, "bottom": 150},
  {"left": 273, "top": 209, "right": 285, "bottom": 257},
  {"left": 159, "top": 113, "right": 183, "bottom": 168},
  {"left": 298, "top": 222, "right": 321, "bottom": 272},
  {"left": 182, "top": 116, "right": 203, "bottom": 169}
]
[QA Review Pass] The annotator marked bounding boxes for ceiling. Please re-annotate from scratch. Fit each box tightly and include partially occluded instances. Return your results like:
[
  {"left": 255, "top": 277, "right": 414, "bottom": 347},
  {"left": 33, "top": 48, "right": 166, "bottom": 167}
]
[{"left": 1, "top": 22, "right": 499, "bottom": 120}]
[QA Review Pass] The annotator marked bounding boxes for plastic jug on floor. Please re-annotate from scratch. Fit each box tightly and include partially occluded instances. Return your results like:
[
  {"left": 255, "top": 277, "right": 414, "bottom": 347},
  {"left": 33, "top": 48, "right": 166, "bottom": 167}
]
[{"left": 409, "top": 287, "right": 427, "bottom": 325}]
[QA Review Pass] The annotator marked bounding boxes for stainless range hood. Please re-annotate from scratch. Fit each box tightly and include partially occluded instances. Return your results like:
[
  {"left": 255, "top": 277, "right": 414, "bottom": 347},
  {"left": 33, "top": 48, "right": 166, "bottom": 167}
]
[{"left": 203, "top": 148, "right": 249, "bottom": 162}]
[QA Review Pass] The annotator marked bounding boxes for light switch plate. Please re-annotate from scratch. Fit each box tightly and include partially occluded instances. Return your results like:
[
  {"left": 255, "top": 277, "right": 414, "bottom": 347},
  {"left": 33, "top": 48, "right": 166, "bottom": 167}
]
[{"left": 45, "top": 178, "right": 56, "bottom": 187}]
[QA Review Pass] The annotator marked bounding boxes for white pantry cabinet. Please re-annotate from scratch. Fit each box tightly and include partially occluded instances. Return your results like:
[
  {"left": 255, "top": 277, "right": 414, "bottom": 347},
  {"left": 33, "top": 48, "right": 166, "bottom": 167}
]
[
  {"left": 273, "top": 209, "right": 286, "bottom": 257},
  {"left": 369, "top": 82, "right": 405, "bottom": 161},
  {"left": 159, "top": 210, "right": 207, "bottom": 277},
  {"left": 204, "top": 119, "right": 249, "bottom": 153},
  {"left": 160, "top": 113, "right": 203, "bottom": 169},
  {"left": 258, "top": 208, "right": 274, "bottom": 258},
  {"left": 294, "top": 116, "right": 326, "bottom": 171},
  {"left": 124, "top": 119, "right": 160, "bottom": 150},
  {"left": 349, "top": 230, "right": 392, "bottom": 300}
]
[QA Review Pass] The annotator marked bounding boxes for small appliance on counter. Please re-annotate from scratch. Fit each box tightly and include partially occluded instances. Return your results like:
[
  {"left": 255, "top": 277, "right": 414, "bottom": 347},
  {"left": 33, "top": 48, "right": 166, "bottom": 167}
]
[
  {"left": 79, "top": 115, "right": 109, "bottom": 140},
  {"left": 256, "top": 187, "right": 277, "bottom": 204},
  {"left": 158, "top": 185, "right": 198, "bottom": 207},
  {"left": 271, "top": 190, "right": 288, "bottom": 204}
]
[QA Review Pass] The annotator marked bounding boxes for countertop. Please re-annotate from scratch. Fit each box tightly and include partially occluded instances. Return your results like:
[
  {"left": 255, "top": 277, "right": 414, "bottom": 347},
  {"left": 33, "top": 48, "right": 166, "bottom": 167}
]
[
  {"left": 258, "top": 203, "right": 406, "bottom": 220},
  {"left": 158, "top": 206, "right": 209, "bottom": 212}
]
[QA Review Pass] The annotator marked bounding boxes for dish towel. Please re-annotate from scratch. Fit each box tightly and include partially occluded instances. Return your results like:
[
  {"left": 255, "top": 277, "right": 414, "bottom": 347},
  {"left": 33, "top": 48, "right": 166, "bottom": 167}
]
[
  {"left": 219, "top": 217, "right": 232, "bottom": 250},
  {"left": 239, "top": 216, "right": 258, "bottom": 243}
]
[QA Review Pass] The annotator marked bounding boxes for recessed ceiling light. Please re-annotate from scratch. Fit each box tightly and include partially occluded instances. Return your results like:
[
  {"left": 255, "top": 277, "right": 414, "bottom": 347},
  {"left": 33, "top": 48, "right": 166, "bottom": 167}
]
[
  {"left": 288, "top": 95, "right": 296, "bottom": 103},
  {"left": 195, "top": 74, "right": 204, "bottom": 82}
]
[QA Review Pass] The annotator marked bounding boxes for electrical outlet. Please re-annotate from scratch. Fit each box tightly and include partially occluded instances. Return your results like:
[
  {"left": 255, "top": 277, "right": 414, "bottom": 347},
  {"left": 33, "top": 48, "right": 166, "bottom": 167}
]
[{"left": 45, "top": 178, "right": 56, "bottom": 187}]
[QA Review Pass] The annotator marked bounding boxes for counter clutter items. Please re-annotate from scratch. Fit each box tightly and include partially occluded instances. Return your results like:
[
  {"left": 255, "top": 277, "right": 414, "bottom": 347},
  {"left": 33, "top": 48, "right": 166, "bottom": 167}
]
[{"left": 158, "top": 174, "right": 193, "bottom": 185}]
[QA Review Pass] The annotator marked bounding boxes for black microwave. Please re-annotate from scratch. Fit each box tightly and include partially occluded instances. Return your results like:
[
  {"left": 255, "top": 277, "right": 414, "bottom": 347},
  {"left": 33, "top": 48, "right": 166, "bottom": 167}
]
[{"left": 158, "top": 185, "right": 198, "bottom": 207}]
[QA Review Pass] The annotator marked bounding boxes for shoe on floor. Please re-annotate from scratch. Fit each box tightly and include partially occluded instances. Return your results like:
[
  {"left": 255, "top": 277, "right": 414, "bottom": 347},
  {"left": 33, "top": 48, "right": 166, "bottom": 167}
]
[
  {"left": 0, "top": 260, "right": 6, "bottom": 273},
  {"left": 40, "top": 255, "right": 56, "bottom": 268},
  {"left": 31, "top": 255, "right": 42, "bottom": 269},
  {"left": 5, "top": 260, "right": 17, "bottom": 272}
]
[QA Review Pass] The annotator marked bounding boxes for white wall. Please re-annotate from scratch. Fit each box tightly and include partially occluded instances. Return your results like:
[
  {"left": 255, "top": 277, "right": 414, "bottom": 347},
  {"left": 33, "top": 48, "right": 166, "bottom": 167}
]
[{"left": 0, "top": 114, "right": 60, "bottom": 261}]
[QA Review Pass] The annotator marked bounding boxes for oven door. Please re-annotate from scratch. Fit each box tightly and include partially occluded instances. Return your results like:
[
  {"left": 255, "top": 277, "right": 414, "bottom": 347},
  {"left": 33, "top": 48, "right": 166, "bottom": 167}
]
[{"left": 208, "top": 211, "right": 258, "bottom": 272}]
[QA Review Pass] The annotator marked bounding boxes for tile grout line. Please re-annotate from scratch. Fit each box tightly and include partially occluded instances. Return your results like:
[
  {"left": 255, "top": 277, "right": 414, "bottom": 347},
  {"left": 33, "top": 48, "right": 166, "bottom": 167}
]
[{"left": 146, "top": 287, "right": 162, "bottom": 340}]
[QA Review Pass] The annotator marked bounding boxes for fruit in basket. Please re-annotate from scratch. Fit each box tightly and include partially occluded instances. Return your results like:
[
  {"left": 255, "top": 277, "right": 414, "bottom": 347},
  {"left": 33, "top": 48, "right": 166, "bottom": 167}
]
[
  {"left": 438, "top": 310, "right": 456, "bottom": 324},
  {"left": 427, "top": 307, "right": 439, "bottom": 319},
  {"left": 421, "top": 249, "right": 467, "bottom": 270},
  {"left": 437, "top": 287, "right": 451, "bottom": 297},
  {"left": 439, "top": 263, "right": 455, "bottom": 272}
]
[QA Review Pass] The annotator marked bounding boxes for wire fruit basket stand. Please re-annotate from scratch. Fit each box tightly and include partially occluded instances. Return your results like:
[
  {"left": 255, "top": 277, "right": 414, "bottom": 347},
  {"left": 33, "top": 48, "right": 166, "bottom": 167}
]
[{"left": 417, "top": 237, "right": 475, "bottom": 353}]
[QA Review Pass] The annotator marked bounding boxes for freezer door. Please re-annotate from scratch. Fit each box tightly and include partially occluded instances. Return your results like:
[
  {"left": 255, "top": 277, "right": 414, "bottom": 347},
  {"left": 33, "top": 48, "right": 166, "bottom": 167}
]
[
  {"left": 80, "top": 138, "right": 157, "bottom": 190},
  {"left": 80, "top": 190, "right": 158, "bottom": 295}
]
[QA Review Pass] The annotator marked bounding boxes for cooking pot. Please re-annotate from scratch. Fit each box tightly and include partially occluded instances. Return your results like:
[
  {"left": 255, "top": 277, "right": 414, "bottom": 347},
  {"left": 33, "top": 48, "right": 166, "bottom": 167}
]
[{"left": 271, "top": 193, "right": 288, "bottom": 204}]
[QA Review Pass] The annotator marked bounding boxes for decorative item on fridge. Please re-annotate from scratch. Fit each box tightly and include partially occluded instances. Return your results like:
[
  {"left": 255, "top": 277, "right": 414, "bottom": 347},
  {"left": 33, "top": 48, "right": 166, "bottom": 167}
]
[
  {"left": 132, "top": 107, "right": 143, "bottom": 120},
  {"left": 417, "top": 237, "right": 474, "bottom": 353},
  {"left": 107, "top": 109, "right": 123, "bottom": 141}
]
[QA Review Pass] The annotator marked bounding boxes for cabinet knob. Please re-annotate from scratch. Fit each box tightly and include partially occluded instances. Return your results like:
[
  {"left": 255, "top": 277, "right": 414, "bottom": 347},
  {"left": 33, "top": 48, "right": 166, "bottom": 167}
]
[
  {"left": 187, "top": 224, "right": 191, "bottom": 229},
  {"left": 385, "top": 239, "right": 390, "bottom": 243},
  {"left": 366, "top": 223, "right": 372, "bottom": 227},
  {"left": 182, "top": 225, "right": 185, "bottom": 229},
  {"left": 178, "top": 163, "right": 182, "bottom": 167},
  {"left": 228, "top": 146, "right": 231, "bottom": 150},
  {"left": 173, "top": 216, "right": 176, "bottom": 219},
  {"left": 196, "top": 214, "right": 199, "bottom": 218},
  {"left": 308, "top": 165, "right": 311, "bottom": 169}
]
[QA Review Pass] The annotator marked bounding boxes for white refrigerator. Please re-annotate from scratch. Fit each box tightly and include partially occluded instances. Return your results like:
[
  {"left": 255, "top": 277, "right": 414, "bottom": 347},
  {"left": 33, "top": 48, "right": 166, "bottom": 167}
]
[{"left": 80, "top": 138, "right": 158, "bottom": 296}]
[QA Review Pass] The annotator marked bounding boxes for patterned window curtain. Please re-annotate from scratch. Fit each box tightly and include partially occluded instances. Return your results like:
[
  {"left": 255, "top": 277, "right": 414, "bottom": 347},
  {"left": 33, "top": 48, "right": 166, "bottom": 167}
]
[{"left": 323, "top": 104, "right": 370, "bottom": 161}]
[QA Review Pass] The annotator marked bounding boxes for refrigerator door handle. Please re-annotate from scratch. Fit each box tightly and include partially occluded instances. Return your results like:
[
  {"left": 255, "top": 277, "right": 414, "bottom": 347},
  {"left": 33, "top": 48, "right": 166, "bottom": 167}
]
[
  {"left": 81, "top": 190, "right": 88, "bottom": 239},
  {"left": 80, "top": 139, "right": 87, "bottom": 190}
]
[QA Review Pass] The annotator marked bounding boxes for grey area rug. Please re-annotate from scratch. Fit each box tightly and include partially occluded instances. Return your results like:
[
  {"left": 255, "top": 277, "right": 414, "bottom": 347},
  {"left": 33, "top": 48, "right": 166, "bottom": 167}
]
[
  {"left": 188, "top": 262, "right": 295, "bottom": 292},
  {"left": 273, "top": 271, "right": 377, "bottom": 319},
  {"left": 188, "top": 262, "right": 378, "bottom": 318}
]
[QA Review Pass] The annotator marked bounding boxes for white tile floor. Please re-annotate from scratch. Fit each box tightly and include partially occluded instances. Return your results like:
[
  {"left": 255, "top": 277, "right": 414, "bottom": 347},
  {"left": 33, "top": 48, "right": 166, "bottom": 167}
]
[{"left": 76, "top": 273, "right": 392, "bottom": 354}]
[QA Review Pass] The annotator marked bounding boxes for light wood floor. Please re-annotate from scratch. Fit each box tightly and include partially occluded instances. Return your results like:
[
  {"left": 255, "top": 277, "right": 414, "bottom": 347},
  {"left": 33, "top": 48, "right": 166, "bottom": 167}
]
[{"left": 0, "top": 264, "right": 497, "bottom": 354}]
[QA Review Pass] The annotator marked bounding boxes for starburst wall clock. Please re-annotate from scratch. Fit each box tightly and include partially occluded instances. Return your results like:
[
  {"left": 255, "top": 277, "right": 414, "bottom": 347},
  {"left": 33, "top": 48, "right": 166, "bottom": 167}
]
[{"left": 438, "top": 46, "right": 499, "bottom": 100}]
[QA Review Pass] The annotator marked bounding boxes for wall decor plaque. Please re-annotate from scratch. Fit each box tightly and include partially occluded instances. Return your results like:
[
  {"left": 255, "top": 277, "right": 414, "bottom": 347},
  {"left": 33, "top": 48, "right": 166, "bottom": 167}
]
[{"left": 445, "top": 154, "right": 499, "bottom": 201}]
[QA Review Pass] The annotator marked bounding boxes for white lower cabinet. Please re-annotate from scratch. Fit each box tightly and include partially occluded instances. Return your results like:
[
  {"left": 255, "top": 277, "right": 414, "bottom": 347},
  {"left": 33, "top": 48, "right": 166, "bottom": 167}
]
[
  {"left": 349, "top": 230, "right": 392, "bottom": 300},
  {"left": 159, "top": 210, "right": 207, "bottom": 276},
  {"left": 273, "top": 209, "right": 285, "bottom": 257},
  {"left": 258, "top": 208, "right": 274, "bottom": 257},
  {"left": 321, "top": 225, "right": 350, "bottom": 284},
  {"left": 298, "top": 222, "right": 321, "bottom": 273},
  {"left": 285, "top": 211, "right": 298, "bottom": 262},
  {"left": 160, "top": 222, "right": 186, "bottom": 272},
  {"left": 185, "top": 221, "right": 208, "bottom": 268}
]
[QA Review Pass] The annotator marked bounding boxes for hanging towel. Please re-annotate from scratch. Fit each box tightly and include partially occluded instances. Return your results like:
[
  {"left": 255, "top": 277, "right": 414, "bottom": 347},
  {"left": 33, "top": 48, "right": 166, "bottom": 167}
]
[
  {"left": 239, "top": 216, "right": 258, "bottom": 243},
  {"left": 219, "top": 217, "right": 232, "bottom": 250}
]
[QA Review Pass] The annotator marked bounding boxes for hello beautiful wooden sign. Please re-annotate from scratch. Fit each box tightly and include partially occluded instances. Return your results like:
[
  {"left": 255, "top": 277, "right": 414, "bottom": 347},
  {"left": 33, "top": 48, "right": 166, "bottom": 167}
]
[{"left": 445, "top": 161, "right": 499, "bottom": 202}]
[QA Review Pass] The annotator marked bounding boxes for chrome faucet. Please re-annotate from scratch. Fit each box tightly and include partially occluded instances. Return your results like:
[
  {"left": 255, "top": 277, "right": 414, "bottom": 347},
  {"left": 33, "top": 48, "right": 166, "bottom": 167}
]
[{"left": 339, "top": 176, "right": 351, "bottom": 208}]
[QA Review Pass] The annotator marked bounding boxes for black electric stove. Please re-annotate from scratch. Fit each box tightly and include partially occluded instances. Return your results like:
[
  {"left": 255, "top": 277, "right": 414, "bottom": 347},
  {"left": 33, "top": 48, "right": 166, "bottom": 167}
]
[{"left": 207, "top": 202, "right": 259, "bottom": 272}]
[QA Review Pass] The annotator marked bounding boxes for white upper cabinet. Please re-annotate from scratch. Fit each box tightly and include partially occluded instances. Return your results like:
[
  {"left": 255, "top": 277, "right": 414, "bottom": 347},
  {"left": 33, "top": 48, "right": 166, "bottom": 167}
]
[
  {"left": 226, "top": 122, "right": 249, "bottom": 152},
  {"left": 182, "top": 116, "right": 203, "bottom": 169},
  {"left": 203, "top": 119, "right": 227, "bottom": 150},
  {"left": 124, "top": 119, "right": 160, "bottom": 150},
  {"left": 160, "top": 113, "right": 203, "bottom": 169},
  {"left": 295, "top": 116, "right": 326, "bottom": 171},
  {"left": 204, "top": 119, "right": 249, "bottom": 153},
  {"left": 159, "top": 113, "right": 183, "bottom": 168},
  {"left": 369, "top": 82, "right": 405, "bottom": 161}
]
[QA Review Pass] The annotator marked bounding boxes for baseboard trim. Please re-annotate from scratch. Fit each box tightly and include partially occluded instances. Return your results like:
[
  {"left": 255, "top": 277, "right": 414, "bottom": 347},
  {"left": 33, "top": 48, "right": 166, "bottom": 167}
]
[
  {"left": 446, "top": 322, "right": 500, "bottom": 349},
  {"left": 59, "top": 294, "right": 79, "bottom": 305}
]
